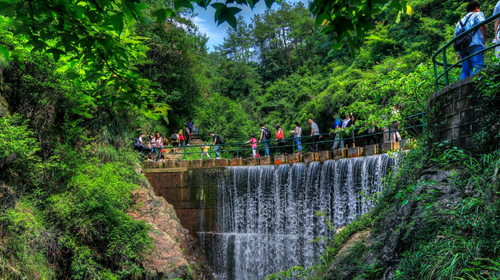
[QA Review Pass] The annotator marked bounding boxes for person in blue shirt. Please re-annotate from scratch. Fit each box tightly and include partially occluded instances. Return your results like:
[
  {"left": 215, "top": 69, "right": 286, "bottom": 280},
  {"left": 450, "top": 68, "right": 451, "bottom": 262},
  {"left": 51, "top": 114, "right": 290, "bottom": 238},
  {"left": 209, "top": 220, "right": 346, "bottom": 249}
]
[
  {"left": 134, "top": 133, "right": 147, "bottom": 153},
  {"left": 494, "top": 0, "right": 500, "bottom": 59},
  {"left": 187, "top": 119, "right": 194, "bottom": 131},
  {"left": 455, "top": 1, "right": 487, "bottom": 79},
  {"left": 331, "top": 113, "right": 343, "bottom": 150}
]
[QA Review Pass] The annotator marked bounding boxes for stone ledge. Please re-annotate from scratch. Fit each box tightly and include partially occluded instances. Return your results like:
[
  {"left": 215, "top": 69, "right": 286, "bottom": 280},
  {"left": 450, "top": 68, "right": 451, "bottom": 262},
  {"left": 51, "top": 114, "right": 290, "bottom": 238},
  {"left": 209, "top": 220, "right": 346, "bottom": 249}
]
[
  {"left": 260, "top": 156, "right": 272, "bottom": 165},
  {"left": 364, "top": 144, "right": 379, "bottom": 156},
  {"left": 349, "top": 147, "right": 364, "bottom": 157},
  {"left": 231, "top": 158, "right": 244, "bottom": 166},
  {"left": 381, "top": 142, "right": 400, "bottom": 153},
  {"left": 245, "top": 158, "right": 259, "bottom": 165},
  {"left": 288, "top": 154, "right": 303, "bottom": 163},
  {"left": 303, "top": 152, "right": 318, "bottom": 162},
  {"left": 274, "top": 155, "right": 288, "bottom": 165},
  {"left": 333, "top": 149, "right": 348, "bottom": 160},
  {"left": 144, "top": 168, "right": 188, "bottom": 173},
  {"left": 318, "top": 151, "right": 331, "bottom": 161}
]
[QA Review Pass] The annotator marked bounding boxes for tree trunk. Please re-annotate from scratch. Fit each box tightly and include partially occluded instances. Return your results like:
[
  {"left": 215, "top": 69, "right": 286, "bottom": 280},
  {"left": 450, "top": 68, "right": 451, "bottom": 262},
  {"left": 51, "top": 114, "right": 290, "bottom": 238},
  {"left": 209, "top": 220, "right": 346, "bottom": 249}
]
[
  {"left": 282, "top": 27, "right": 292, "bottom": 73},
  {"left": 294, "top": 41, "right": 302, "bottom": 67}
]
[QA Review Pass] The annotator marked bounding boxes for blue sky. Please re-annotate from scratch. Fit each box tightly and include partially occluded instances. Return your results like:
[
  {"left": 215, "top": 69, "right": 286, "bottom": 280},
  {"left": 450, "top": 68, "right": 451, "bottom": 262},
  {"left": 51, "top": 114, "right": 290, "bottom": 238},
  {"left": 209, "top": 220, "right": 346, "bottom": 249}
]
[{"left": 191, "top": 0, "right": 304, "bottom": 51}]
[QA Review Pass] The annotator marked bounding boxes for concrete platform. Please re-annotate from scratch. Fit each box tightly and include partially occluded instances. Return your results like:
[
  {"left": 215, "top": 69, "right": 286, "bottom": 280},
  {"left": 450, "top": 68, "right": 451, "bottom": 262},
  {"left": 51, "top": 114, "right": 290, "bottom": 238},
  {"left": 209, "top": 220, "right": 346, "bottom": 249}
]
[
  {"left": 318, "top": 150, "right": 331, "bottom": 161},
  {"left": 274, "top": 154, "right": 288, "bottom": 164},
  {"left": 205, "top": 159, "right": 217, "bottom": 168},
  {"left": 303, "top": 152, "right": 318, "bottom": 162},
  {"left": 164, "top": 160, "right": 175, "bottom": 168},
  {"left": 349, "top": 147, "right": 364, "bottom": 157},
  {"left": 245, "top": 158, "right": 260, "bottom": 165},
  {"left": 333, "top": 148, "right": 348, "bottom": 160},
  {"left": 178, "top": 160, "right": 192, "bottom": 168},
  {"left": 231, "top": 158, "right": 244, "bottom": 166},
  {"left": 364, "top": 144, "right": 379, "bottom": 156},
  {"left": 217, "top": 159, "right": 230, "bottom": 167},
  {"left": 288, "top": 154, "right": 303, "bottom": 163},
  {"left": 381, "top": 142, "right": 400, "bottom": 153},
  {"left": 260, "top": 156, "right": 272, "bottom": 165},
  {"left": 192, "top": 160, "right": 203, "bottom": 168}
]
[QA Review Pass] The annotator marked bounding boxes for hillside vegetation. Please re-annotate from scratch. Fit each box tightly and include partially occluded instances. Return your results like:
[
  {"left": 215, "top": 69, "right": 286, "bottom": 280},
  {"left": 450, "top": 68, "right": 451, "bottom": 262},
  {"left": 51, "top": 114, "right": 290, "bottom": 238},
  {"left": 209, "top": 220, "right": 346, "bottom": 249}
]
[{"left": 1, "top": 0, "right": 500, "bottom": 278}]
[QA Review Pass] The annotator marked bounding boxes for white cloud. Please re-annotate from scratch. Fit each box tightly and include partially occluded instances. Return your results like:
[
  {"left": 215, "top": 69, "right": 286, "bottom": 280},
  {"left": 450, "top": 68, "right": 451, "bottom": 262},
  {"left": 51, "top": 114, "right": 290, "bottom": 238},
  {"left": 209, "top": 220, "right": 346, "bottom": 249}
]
[{"left": 191, "top": 16, "right": 227, "bottom": 49}]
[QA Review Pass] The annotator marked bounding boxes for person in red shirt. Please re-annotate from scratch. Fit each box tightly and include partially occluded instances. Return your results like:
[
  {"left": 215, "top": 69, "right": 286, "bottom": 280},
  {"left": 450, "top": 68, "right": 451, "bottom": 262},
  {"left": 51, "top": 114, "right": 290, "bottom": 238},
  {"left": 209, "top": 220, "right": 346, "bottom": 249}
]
[
  {"left": 275, "top": 125, "right": 287, "bottom": 155},
  {"left": 178, "top": 132, "right": 185, "bottom": 147}
]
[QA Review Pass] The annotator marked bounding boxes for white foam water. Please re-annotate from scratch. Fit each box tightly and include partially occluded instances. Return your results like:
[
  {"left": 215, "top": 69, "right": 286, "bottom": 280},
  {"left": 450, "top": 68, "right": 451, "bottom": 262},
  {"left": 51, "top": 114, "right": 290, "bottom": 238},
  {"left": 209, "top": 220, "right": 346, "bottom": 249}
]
[{"left": 199, "top": 154, "right": 398, "bottom": 280}]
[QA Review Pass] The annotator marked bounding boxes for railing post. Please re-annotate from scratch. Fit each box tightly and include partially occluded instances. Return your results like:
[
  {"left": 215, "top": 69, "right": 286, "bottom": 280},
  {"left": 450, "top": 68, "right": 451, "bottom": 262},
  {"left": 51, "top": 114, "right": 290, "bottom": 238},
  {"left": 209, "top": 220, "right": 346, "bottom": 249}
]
[
  {"left": 434, "top": 62, "right": 440, "bottom": 91},
  {"left": 422, "top": 113, "right": 426, "bottom": 133},
  {"left": 237, "top": 144, "right": 239, "bottom": 158},
  {"left": 442, "top": 49, "right": 449, "bottom": 86},
  {"left": 293, "top": 138, "right": 296, "bottom": 154},
  {"left": 388, "top": 124, "right": 391, "bottom": 143},
  {"left": 183, "top": 145, "right": 186, "bottom": 160}
]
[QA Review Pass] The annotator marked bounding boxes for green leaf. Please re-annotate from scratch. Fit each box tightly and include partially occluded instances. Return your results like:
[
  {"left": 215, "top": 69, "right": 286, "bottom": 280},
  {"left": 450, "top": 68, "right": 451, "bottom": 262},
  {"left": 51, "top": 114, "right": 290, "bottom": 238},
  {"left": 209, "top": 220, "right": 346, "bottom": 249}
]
[
  {"left": 174, "top": 0, "right": 194, "bottom": 11},
  {"left": 110, "top": 13, "right": 124, "bottom": 35},
  {"left": 0, "top": 2, "right": 15, "bottom": 17},
  {"left": 134, "top": 2, "right": 148, "bottom": 10},
  {"left": 152, "top": 8, "right": 176, "bottom": 25},
  {"left": 211, "top": 4, "right": 241, "bottom": 28},
  {"left": 265, "top": 0, "right": 275, "bottom": 8},
  {"left": 46, "top": 48, "right": 66, "bottom": 62},
  {"left": 0, "top": 44, "right": 9, "bottom": 60}
]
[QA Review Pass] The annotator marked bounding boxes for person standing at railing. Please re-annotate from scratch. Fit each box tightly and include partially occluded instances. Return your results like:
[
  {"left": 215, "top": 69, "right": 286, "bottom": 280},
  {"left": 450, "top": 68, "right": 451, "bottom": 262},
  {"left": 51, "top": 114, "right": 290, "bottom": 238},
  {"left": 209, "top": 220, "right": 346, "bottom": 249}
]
[
  {"left": 244, "top": 134, "right": 258, "bottom": 158},
  {"left": 308, "top": 118, "right": 320, "bottom": 153},
  {"left": 455, "top": 1, "right": 487, "bottom": 80},
  {"left": 150, "top": 133, "right": 157, "bottom": 160},
  {"left": 275, "top": 125, "right": 287, "bottom": 155},
  {"left": 344, "top": 114, "right": 355, "bottom": 148},
  {"left": 185, "top": 124, "right": 191, "bottom": 146},
  {"left": 171, "top": 131, "right": 179, "bottom": 153},
  {"left": 494, "top": 0, "right": 500, "bottom": 59},
  {"left": 259, "top": 124, "right": 271, "bottom": 156},
  {"left": 209, "top": 131, "right": 223, "bottom": 159},
  {"left": 391, "top": 105, "right": 402, "bottom": 142},
  {"left": 330, "top": 113, "right": 343, "bottom": 150},
  {"left": 290, "top": 121, "right": 303, "bottom": 154}
]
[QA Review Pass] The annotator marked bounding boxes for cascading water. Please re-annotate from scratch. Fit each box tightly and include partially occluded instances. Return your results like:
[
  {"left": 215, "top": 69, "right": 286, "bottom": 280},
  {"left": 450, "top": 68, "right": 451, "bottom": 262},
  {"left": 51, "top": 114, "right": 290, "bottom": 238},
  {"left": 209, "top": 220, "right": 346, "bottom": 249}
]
[{"left": 199, "top": 154, "right": 398, "bottom": 280}]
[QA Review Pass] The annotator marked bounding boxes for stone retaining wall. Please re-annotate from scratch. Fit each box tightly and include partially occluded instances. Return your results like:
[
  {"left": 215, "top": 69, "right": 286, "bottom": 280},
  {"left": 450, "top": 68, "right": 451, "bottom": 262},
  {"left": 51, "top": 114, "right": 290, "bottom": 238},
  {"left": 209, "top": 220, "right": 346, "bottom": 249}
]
[{"left": 427, "top": 76, "right": 482, "bottom": 151}]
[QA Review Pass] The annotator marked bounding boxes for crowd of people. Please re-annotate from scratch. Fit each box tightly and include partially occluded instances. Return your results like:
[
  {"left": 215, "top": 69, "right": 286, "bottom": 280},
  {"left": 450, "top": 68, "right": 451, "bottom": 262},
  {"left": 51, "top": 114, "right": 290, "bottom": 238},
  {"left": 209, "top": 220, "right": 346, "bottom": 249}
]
[
  {"left": 197, "top": 109, "right": 402, "bottom": 159},
  {"left": 134, "top": 119, "right": 199, "bottom": 160},
  {"left": 454, "top": 1, "right": 500, "bottom": 79},
  {"left": 135, "top": 108, "right": 404, "bottom": 160}
]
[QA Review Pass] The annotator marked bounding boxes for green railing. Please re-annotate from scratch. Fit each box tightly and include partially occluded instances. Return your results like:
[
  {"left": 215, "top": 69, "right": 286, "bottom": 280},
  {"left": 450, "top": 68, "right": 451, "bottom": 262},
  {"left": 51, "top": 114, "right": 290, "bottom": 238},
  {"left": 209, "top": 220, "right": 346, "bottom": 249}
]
[
  {"left": 144, "top": 113, "right": 426, "bottom": 161},
  {"left": 432, "top": 12, "right": 500, "bottom": 90}
]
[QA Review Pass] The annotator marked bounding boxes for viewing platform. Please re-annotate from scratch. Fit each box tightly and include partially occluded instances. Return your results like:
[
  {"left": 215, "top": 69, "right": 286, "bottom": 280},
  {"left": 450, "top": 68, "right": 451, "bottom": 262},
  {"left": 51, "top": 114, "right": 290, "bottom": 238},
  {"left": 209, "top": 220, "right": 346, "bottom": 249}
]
[{"left": 143, "top": 139, "right": 416, "bottom": 171}]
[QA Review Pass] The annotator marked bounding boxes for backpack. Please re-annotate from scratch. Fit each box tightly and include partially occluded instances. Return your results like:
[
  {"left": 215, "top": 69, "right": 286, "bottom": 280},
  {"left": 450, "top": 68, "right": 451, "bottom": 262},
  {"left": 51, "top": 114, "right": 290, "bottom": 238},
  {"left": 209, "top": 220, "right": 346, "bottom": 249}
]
[
  {"left": 454, "top": 14, "right": 477, "bottom": 52},
  {"left": 171, "top": 133, "right": 178, "bottom": 141},
  {"left": 264, "top": 128, "right": 271, "bottom": 139},
  {"left": 217, "top": 135, "right": 225, "bottom": 144}
]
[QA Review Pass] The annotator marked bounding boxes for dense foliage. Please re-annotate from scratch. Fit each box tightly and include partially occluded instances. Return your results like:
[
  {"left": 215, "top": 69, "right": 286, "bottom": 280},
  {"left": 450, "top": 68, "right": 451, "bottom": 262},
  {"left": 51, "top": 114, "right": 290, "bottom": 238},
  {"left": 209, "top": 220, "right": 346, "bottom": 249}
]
[{"left": 1, "top": 0, "right": 500, "bottom": 277}]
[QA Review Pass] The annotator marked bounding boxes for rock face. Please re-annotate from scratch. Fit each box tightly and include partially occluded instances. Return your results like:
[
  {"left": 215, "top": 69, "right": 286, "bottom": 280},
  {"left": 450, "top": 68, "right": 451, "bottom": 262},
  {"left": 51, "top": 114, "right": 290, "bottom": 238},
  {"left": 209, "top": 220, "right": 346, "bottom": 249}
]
[
  {"left": 128, "top": 181, "right": 214, "bottom": 279},
  {"left": 327, "top": 169, "right": 461, "bottom": 279}
]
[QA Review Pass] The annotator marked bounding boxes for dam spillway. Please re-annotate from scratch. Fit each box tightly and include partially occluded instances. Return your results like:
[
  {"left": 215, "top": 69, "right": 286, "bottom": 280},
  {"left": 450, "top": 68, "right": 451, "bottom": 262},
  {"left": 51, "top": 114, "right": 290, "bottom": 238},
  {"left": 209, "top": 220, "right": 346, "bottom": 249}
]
[{"left": 191, "top": 154, "right": 399, "bottom": 279}]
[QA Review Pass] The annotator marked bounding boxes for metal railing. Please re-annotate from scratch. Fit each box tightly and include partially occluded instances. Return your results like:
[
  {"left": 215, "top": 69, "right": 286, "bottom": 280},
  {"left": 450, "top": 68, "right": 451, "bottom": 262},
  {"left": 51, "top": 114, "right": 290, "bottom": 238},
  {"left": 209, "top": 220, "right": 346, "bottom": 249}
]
[
  {"left": 433, "top": 12, "right": 500, "bottom": 90},
  {"left": 143, "top": 113, "right": 425, "bottom": 161}
]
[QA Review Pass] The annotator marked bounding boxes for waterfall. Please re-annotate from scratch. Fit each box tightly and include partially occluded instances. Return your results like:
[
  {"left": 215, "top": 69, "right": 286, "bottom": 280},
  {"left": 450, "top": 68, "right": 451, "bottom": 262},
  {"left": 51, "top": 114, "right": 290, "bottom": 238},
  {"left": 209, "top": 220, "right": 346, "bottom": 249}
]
[{"left": 199, "top": 154, "right": 398, "bottom": 280}]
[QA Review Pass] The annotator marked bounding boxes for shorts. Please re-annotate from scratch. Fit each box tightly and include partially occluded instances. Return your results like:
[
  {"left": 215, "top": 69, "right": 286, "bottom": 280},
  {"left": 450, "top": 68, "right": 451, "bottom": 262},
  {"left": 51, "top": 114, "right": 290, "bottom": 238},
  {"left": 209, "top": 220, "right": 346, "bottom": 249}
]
[{"left": 172, "top": 142, "right": 179, "bottom": 147}]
